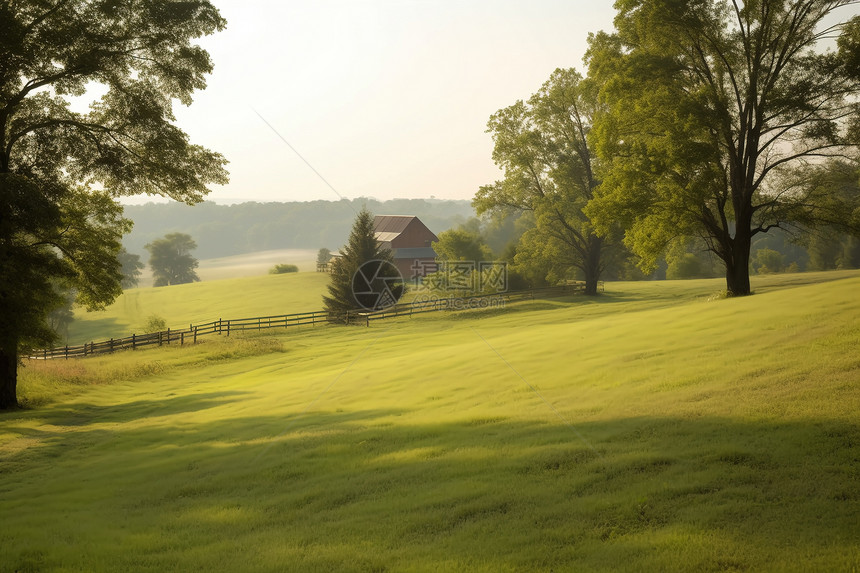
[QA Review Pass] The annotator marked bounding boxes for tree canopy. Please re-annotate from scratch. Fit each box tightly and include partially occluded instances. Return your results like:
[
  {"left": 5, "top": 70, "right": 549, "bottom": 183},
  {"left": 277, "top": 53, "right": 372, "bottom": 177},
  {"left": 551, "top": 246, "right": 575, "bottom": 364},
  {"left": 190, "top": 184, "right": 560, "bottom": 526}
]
[
  {"left": 433, "top": 228, "right": 494, "bottom": 262},
  {"left": 585, "top": 0, "right": 860, "bottom": 295},
  {"left": 475, "top": 68, "right": 611, "bottom": 295},
  {"left": 146, "top": 233, "right": 200, "bottom": 287},
  {"left": 0, "top": 0, "right": 228, "bottom": 409}
]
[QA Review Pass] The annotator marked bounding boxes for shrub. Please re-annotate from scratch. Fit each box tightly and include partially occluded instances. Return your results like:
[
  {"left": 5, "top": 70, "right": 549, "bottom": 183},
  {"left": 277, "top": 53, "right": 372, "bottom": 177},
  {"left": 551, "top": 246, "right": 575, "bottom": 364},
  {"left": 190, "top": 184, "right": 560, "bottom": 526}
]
[
  {"left": 143, "top": 314, "right": 167, "bottom": 333},
  {"left": 270, "top": 264, "right": 299, "bottom": 274},
  {"left": 666, "top": 253, "right": 703, "bottom": 280}
]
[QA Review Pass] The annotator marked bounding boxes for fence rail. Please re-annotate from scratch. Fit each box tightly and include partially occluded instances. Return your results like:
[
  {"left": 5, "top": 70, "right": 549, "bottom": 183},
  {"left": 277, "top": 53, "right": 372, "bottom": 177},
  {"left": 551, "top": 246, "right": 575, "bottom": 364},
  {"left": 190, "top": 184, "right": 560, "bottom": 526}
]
[{"left": 28, "top": 282, "right": 600, "bottom": 360}]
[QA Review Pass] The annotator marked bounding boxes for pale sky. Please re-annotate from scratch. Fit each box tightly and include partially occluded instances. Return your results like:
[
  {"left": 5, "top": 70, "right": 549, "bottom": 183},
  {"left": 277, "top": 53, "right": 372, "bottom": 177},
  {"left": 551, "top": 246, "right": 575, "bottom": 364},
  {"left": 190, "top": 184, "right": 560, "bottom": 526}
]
[{"left": 132, "top": 1, "right": 618, "bottom": 205}]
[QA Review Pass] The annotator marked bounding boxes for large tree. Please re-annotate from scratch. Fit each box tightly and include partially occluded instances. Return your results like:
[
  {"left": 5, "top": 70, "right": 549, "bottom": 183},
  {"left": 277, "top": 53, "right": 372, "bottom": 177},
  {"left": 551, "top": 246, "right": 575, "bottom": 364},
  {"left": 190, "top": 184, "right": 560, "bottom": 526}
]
[
  {"left": 0, "top": 1, "right": 228, "bottom": 409},
  {"left": 585, "top": 0, "right": 860, "bottom": 296},
  {"left": 146, "top": 233, "right": 200, "bottom": 287},
  {"left": 475, "top": 68, "right": 610, "bottom": 295}
]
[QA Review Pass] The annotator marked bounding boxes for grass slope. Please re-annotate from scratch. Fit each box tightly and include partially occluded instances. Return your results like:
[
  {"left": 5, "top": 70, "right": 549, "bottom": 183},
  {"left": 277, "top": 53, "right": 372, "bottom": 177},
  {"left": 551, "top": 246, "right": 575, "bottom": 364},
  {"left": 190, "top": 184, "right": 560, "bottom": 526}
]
[
  {"left": 3, "top": 272, "right": 859, "bottom": 571},
  {"left": 66, "top": 272, "right": 331, "bottom": 345}
]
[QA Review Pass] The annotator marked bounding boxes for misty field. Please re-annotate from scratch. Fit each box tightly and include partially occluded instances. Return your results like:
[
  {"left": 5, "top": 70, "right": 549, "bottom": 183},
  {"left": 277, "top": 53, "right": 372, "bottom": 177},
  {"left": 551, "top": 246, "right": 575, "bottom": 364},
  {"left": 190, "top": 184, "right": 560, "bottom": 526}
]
[{"left": 2, "top": 272, "right": 859, "bottom": 571}]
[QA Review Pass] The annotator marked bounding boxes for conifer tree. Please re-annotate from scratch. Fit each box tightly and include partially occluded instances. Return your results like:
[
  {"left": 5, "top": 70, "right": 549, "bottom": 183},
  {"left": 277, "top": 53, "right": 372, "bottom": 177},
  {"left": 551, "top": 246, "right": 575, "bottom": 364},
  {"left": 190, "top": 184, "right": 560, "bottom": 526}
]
[{"left": 323, "top": 208, "right": 402, "bottom": 322}]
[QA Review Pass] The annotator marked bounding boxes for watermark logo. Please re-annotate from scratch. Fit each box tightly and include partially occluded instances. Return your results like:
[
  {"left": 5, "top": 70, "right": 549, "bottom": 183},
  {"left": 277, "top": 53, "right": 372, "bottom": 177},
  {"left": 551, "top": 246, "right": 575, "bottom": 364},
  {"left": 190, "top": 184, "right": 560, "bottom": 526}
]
[
  {"left": 352, "top": 259, "right": 405, "bottom": 311},
  {"left": 410, "top": 260, "right": 508, "bottom": 294}
]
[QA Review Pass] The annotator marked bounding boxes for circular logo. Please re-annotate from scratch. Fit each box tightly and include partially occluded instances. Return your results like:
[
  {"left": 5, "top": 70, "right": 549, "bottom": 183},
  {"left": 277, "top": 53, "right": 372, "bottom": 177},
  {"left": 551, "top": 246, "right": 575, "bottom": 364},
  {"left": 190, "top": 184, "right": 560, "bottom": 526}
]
[{"left": 351, "top": 259, "right": 405, "bottom": 311}]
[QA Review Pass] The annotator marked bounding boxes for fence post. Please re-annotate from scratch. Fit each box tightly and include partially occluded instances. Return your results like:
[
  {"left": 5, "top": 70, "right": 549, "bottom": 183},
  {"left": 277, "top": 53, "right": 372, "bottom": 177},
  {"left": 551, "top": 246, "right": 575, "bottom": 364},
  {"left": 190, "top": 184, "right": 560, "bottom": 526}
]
[
  {"left": 226, "top": 320, "right": 230, "bottom": 336},
  {"left": 159, "top": 331, "right": 163, "bottom": 346},
  {"left": 193, "top": 326, "right": 198, "bottom": 344},
  {"left": 110, "top": 338, "right": 114, "bottom": 353},
  {"left": 181, "top": 331, "right": 184, "bottom": 346},
  {"left": 132, "top": 333, "right": 136, "bottom": 350},
  {"left": 167, "top": 327, "right": 171, "bottom": 345}
]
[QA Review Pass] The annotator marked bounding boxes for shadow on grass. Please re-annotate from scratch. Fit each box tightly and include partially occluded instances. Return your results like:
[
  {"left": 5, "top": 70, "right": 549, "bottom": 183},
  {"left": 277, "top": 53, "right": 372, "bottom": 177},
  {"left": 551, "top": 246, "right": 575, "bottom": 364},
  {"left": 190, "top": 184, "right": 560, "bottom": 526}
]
[
  {"left": 4, "top": 390, "right": 252, "bottom": 430},
  {"left": 1, "top": 404, "right": 857, "bottom": 571},
  {"left": 64, "top": 315, "right": 127, "bottom": 346}
]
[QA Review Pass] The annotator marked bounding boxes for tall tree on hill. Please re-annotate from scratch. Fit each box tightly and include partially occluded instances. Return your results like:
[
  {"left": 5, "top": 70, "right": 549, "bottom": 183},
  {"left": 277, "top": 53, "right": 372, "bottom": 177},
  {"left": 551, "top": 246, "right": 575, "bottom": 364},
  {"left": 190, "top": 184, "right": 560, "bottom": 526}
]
[
  {"left": 323, "top": 208, "right": 399, "bottom": 322},
  {"left": 585, "top": 0, "right": 860, "bottom": 296},
  {"left": 474, "top": 68, "right": 611, "bottom": 295},
  {"left": 0, "top": 1, "right": 228, "bottom": 409},
  {"left": 146, "top": 233, "right": 201, "bottom": 287}
]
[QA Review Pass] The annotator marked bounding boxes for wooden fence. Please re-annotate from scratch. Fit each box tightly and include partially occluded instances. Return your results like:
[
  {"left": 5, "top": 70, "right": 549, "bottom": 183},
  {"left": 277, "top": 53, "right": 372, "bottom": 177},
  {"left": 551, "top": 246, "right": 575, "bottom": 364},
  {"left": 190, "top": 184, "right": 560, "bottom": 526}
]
[{"left": 28, "top": 282, "right": 601, "bottom": 360}]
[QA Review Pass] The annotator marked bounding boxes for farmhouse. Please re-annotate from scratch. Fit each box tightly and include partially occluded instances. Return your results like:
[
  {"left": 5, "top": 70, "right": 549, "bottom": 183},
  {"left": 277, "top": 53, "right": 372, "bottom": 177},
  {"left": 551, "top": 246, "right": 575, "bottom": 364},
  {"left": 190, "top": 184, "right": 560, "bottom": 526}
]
[{"left": 373, "top": 215, "right": 438, "bottom": 281}]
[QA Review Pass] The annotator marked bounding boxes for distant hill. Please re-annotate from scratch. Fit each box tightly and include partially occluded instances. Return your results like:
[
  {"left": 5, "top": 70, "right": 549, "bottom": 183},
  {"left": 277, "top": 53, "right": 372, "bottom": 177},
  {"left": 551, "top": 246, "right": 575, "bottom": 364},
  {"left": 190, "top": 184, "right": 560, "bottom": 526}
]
[{"left": 122, "top": 198, "right": 475, "bottom": 260}]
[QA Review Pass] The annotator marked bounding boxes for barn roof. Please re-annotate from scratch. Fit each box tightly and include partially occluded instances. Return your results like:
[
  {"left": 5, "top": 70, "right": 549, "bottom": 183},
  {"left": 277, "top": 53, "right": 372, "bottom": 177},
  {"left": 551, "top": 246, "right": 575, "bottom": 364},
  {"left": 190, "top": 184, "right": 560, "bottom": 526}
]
[
  {"left": 375, "top": 231, "right": 401, "bottom": 243},
  {"left": 373, "top": 215, "right": 416, "bottom": 234}
]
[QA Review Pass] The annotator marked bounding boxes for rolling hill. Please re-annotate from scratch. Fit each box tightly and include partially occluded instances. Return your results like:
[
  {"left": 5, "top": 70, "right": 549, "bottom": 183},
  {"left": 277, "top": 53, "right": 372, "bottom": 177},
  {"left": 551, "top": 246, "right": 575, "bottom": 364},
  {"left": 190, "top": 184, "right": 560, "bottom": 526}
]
[{"left": 3, "top": 271, "right": 859, "bottom": 571}]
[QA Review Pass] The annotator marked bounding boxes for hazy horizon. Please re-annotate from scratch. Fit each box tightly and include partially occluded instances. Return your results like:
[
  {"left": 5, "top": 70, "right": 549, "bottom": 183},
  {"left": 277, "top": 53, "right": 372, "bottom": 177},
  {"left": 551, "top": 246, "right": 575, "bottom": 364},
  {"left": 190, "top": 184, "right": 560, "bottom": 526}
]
[{"left": 117, "top": 0, "right": 617, "bottom": 206}]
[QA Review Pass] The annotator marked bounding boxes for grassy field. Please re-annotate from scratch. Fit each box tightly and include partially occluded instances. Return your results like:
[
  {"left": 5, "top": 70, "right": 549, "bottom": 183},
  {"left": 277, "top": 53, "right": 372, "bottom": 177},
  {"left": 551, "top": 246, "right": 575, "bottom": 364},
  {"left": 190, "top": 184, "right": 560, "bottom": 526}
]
[
  {"left": 2, "top": 271, "right": 859, "bottom": 571},
  {"left": 133, "top": 249, "right": 319, "bottom": 287},
  {"left": 65, "top": 272, "right": 331, "bottom": 345}
]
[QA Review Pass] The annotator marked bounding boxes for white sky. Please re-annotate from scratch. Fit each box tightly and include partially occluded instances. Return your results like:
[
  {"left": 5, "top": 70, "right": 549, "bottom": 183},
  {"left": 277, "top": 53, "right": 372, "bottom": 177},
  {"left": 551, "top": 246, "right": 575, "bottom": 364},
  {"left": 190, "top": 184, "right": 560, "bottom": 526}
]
[{"left": 125, "top": 0, "right": 618, "bottom": 205}]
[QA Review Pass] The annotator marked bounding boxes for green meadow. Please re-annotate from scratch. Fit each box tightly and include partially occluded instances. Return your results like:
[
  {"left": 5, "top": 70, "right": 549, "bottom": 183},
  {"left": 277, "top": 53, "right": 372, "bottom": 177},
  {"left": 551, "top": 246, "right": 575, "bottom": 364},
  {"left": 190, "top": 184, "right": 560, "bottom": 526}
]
[
  {"left": 2, "top": 271, "right": 859, "bottom": 571},
  {"left": 65, "top": 272, "right": 332, "bottom": 345}
]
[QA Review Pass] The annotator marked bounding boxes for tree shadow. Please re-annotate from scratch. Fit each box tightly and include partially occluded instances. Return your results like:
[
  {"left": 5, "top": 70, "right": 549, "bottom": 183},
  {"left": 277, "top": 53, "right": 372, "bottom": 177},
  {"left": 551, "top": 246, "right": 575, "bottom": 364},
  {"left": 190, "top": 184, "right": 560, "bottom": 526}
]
[{"left": 1, "top": 407, "right": 856, "bottom": 571}]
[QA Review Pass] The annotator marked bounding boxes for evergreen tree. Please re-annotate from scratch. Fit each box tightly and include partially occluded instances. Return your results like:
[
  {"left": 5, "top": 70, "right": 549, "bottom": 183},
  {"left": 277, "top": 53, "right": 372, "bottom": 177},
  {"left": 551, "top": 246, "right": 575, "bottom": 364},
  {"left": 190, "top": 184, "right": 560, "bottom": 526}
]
[{"left": 323, "top": 209, "right": 400, "bottom": 322}]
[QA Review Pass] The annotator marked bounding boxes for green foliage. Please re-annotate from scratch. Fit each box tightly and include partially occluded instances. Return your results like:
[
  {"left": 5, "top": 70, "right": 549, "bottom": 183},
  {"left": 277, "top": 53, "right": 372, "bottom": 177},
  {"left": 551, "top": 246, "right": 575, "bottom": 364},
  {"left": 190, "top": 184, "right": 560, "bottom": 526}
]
[
  {"left": 0, "top": 0, "right": 228, "bottom": 408},
  {"left": 269, "top": 264, "right": 299, "bottom": 274},
  {"left": 752, "top": 248, "right": 785, "bottom": 275},
  {"left": 118, "top": 249, "right": 145, "bottom": 289},
  {"left": 800, "top": 160, "right": 860, "bottom": 270},
  {"left": 585, "top": 1, "right": 860, "bottom": 296},
  {"left": 433, "top": 228, "right": 493, "bottom": 262},
  {"left": 666, "top": 253, "right": 703, "bottom": 280},
  {"left": 142, "top": 315, "right": 167, "bottom": 334},
  {"left": 0, "top": 176, "right": 130, "bottom": 408},
  {"left": 145, "top": 233, "right": 200, "bottom": 287},
  {"left": 475, "top": 68, "right": 610, "bottom": 295},
  {"left": 323, "top": 208, "right": 398, "bottom": 321}
]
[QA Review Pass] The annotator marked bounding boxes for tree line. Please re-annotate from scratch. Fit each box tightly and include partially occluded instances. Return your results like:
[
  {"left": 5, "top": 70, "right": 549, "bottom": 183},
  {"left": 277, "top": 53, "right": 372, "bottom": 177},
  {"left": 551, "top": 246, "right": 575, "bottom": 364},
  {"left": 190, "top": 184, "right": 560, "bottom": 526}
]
[{"left": 121, "top": 198, "right": 474, "bottom": 260}]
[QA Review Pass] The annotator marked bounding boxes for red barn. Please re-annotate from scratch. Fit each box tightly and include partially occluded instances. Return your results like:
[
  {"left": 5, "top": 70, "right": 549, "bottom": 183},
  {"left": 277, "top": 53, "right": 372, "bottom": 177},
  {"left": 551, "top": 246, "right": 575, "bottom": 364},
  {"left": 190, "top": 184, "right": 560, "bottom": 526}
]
[{"left": 373, "top": 215, "right": 438, "bottom": 281}]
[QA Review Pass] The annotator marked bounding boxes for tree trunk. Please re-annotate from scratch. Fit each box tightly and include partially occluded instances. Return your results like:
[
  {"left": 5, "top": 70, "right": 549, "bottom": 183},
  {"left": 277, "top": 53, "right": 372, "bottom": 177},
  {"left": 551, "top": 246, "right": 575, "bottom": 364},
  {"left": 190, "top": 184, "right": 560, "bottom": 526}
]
[
  {"left": 0, "top": 342, "right": 18, "bottom": 410},
  {"left": 583, "top": 235, "right": 604, "bottom": 296},
  {"left": 725, "top": 228, "right": 752, "bottom": 296}
]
